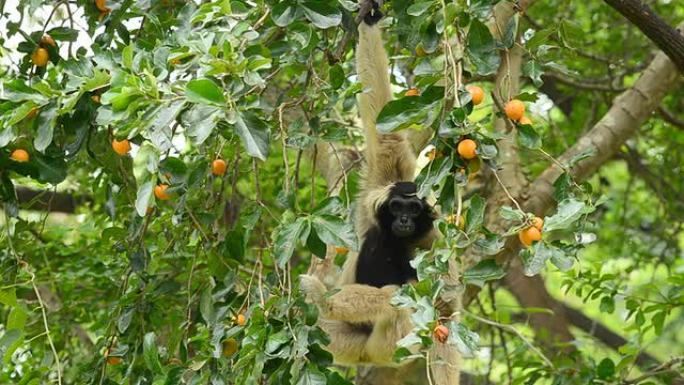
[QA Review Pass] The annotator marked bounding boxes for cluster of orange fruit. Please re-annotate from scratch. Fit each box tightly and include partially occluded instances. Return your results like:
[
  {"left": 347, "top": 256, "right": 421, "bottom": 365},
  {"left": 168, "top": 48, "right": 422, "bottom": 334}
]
[
  {"left": 504, "top": 99, "right": 532, "bottom": 126},
  {"left": 111, "top": 139, "right": 228, "bottom": 203},
  {"left": 519, "top": 216, "right": 543, "bottom": 247}
]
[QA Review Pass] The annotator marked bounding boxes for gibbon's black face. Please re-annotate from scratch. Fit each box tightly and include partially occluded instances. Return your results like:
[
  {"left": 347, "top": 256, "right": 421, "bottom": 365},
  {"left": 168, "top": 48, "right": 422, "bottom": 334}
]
[{"left": 378, "top": 182, "right": 434, "bottom": 239}]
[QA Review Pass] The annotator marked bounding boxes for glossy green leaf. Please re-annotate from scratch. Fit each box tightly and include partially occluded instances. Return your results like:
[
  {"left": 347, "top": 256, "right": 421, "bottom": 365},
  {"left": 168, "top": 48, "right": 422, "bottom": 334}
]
[
  {"left": 186, "top": 78, "right": 225, "bottom": 105},
  {"left": 234, "top": 111, "right": 270, "bottom": 160},
  {"left": 463, "top": 259, "right": 506, "bottom": 287}
]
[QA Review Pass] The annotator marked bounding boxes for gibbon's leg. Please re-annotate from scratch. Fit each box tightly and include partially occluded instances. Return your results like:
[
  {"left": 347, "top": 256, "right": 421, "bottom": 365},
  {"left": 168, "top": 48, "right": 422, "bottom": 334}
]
[
  {"left": 365, "top": 306, "right": 414, "bottom": 365},
  {"left": 300, "top": 274, "right": 399, "bottom": 324}
]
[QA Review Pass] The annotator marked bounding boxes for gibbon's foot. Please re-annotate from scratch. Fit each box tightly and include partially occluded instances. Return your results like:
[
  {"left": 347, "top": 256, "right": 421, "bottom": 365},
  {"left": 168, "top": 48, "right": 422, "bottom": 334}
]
[
  {"left": 357, "top": 0, "right": 383, "bottom": 25},
  {"left": 299, "top": 274, "right": 327, "bottom": 305}
]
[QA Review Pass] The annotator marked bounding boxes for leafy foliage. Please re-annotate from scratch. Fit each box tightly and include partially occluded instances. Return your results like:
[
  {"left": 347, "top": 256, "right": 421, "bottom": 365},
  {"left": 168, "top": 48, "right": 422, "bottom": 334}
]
[{"left": 1, "top": 0, "right": 683, "bottom": 384}]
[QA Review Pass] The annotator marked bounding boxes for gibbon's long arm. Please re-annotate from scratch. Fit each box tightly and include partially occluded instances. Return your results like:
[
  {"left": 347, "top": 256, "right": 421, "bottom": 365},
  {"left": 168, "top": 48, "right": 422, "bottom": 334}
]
[
  {"left": 357, "top": 22, "right": 392, "bottom": 168},
  {"left": 355, "top": 21, "right": 418, "bottom": 240}
]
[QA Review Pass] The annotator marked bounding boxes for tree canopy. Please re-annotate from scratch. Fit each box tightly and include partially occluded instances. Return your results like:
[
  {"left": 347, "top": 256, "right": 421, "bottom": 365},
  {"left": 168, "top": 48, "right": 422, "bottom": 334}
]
[{"left": 0, "top": 0, "right": 683, "bottom": 384}]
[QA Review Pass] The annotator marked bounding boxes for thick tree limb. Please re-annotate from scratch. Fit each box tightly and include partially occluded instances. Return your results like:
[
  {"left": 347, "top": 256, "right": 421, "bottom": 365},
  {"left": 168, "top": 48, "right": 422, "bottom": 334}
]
[
  {"left": 604, "top": 0, "right": 684, "bottom": 72},
  {"left": 526, "top": 24, "right": 682, "bottom": 216},
  {"left": 466, "top": 20, "right": 683, "bottom": 359}
]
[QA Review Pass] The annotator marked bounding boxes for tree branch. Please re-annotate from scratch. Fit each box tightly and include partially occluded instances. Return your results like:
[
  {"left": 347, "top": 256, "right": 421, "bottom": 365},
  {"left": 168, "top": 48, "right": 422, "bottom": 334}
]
[
  {"left": 658, "top": 105, "right": 684, "bottom": 130},
  {"left": 604, "top": 0, "right": 684, "bottom": 72},
  {"left": 526, "top": 21, "right": 683, "bottom": 217}
]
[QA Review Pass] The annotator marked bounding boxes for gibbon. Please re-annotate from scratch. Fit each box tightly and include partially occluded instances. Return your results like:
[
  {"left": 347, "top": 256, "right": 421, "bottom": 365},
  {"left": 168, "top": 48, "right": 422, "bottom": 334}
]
[{"left": 300, "top": 0, "right": 438, "bottom": 366}]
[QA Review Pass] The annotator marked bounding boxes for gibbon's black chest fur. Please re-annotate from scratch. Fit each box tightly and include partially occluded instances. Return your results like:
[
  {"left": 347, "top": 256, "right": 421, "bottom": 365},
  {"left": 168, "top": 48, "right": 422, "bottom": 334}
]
[{"left": 355, "top": 182, "right": 435, "bottom": 288}]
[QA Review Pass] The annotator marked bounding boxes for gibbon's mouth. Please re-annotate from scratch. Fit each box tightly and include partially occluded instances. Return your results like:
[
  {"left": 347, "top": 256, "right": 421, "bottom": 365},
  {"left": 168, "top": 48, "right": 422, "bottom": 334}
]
[{"left": 392, "top": 224, "right": 415, "bottom": 237}]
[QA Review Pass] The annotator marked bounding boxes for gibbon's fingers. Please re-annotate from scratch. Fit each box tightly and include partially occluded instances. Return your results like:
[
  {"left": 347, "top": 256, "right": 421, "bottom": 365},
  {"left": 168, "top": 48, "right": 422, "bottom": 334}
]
[
  {"left": 317, "top": 284, "right": 401, "bottom": 323},
  {"left": 299, "top": 274, "right": 327, "bottom": 305}
]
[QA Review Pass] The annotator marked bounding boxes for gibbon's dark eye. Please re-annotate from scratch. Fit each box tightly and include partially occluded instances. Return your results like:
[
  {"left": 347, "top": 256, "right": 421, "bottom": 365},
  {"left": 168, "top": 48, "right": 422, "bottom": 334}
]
[
  {"left": 389, "top": 199, "right": 402, "bottom": 213},
  {"left": 407, "top": 200, "right": 423, "bottom": 215}
]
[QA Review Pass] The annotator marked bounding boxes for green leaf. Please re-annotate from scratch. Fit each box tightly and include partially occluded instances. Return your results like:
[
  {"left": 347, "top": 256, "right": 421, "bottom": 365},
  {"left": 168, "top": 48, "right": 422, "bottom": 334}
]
[
  {"left": 273, "top": 216, "right": 310, "bottom": 267},
  {"left": 449, "top": 321, "right": 479, "bottom": 357},
  {"left": 550, "top": 249, "right": 574, "bottom": 271},
  {"left": 143, "top": 332, "right": 163, "bottom": 374},
  {"left": 416, "top": 156, "right": 452, "bottom": 198},
  {"left": 407, "top": 2, "right": 433, "bottom": 16},
  {"left": 652, "top": 312, "right": 666, "bottom": 336},
  {"left": 135, "top": 180, "right": 154, "bottom": 217},
  {"left": 272, "top": 3, "right": 298, "bottom": 27},
  {"left": 296, "top": 366, "right": 327, "bottom": 385},
  {"left": 463, "top": 259, "right": 506, "bottom": 287},
  {"left": 186, "top": 78, "right": 225, "bottom": 105},
  {"left": 0, "top": 289, "right": 17, "bottom": 306},
  {"left": 465, "top": 195, "right": 485, "bottom": 233},
  {"left": 0, "top": 329, "right": 23, "bottom": 364},
  {"left": 597, "top": 358, "right": 615, "bottom": 379},
  {"left": 523, "top": 61, "right": 544, "bottom": 87},
  {"left": 329, "top": 64, "right": 344, "bottom": 90},
  {"left": 265, "top": 330, "right": 291, "bottom": 354},
  {"left": 200, "top": 286, "right": 214, "bottom": 324},
  {"left": 183, "top": 104, "right": 221, "bottom": 145},
  {"left": 566, "top": 146, "right": 596, "bottom": 168},
  {"left": 543, "top": 198, "right": 590, "bottom": 232},
  {"left": 34, "top": 104, "right": 58, "bottom": 152},
  {"left": 133, "top": 141, "right": 160, "bottom": 183},
  {"left": 517, "top": 122, "right": 541, "bottom": 149},
  {"left": 7, "top": 306, "right": 27, "bottom": 331},
  {"left": 499, "top": 206, "right": 525, "bottom": 222},
  {"left": 301, "top": 2, "right": 341, "bottom": 29},
  {"left": 376, "top": 86, "right": 443, "bottom": 132},
  {"left": 234, "top": 111, "right": 270, "bottom": 160},
  {"left": 144, "top": 100, "right": 184, "bottom": 151},
  {"left": 33, "top": 154, "right": 68, "bottom": 184},
  {"left": 117, "top": 307, "right": 134, "bottom": 334},
  {"left": 600, "top": 296, "right": 615, "bottom": 314},
  {"left": 467, "top": 19, "right": 500, "bottom": 75},
  {"left": 521, "top": 242, "right": 569, "bottom": 276},
  {"left": 47, "top": 27, "right": 79, "bottom": 42},
  {"left": 311, "top": 215, "right": 357, "bottom": 250},
  {"left": 473, "top": 232, "right": 505, "bottom": 256}
]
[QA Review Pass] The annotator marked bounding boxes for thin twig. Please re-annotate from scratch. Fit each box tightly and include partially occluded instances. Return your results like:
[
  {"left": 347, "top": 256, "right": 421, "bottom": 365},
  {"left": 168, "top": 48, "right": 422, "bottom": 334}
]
[{"left": 465, "top": 310, "right": 555, "bottom": 369}]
